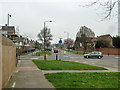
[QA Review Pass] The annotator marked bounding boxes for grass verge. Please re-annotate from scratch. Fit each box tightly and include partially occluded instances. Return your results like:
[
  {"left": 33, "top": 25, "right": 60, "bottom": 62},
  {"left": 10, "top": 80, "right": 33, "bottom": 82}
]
[
  {"left": 62, "top": 49, "right": 86, "bottom": 55},
  {"left": 32, "top": 60, "right": 107, "bottom": 70},
  {"left": 45, "top": 72, "right": 119, "bottom": 88},
  {"left": 32, "top": 51, "right": 51, "bottom": 56}
]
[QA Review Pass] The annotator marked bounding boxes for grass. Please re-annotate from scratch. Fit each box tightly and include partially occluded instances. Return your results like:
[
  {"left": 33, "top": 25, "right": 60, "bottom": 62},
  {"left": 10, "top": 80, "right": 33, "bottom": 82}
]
[
  {"left": 32, "top": 51, "right": 51, "bottom": 56},
  {"left": 62, "top": 49, "right": 86, "bottom": 55},
  {"left": 32, "top": 60, "right": 107, "bottom": 70},
  {"left": 45, "top": 72, "right": 119, "bottom": 88}
]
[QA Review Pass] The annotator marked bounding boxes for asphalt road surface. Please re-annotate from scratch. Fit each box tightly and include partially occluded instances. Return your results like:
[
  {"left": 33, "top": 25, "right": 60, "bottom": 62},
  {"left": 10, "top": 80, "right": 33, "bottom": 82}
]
[{"left": 58, "top": 50, "right": 119, "bottom": 72}]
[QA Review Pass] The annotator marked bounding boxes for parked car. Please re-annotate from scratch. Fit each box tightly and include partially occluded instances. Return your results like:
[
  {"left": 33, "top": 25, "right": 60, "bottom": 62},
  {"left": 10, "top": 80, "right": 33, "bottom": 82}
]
[
  {"left": 84, "top": 51, "right": 103, "bottom": 59},
  {"left": 54, "top": 49, "right": 58, "bottom": 53},
  {"left": 45, "top": 48, "right": 52, "bottom": 51}
]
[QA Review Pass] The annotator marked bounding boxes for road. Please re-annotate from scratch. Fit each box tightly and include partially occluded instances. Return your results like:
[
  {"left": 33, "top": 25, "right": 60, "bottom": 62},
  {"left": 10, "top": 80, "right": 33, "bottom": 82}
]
[{"left": 20, "top": 50, "right": 119, "bottom": 72}]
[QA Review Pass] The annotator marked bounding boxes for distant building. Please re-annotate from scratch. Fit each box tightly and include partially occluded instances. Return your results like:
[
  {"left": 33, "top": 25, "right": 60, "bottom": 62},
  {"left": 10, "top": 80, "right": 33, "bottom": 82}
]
[
  {"left": 0, "top": 24, "right": 20, "bottom": 43},
  {"left": 97, "top": 34, "right": 114, "bottom": 48},
  {"left": 1, "top": 24, "right": 15, "bottom": 37}
]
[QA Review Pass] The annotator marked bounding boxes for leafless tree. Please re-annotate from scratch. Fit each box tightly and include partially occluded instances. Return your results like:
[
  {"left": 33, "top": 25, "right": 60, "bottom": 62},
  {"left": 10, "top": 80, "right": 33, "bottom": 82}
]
[
  {"left": 83, "top": 0, "right": 119, "bottom": 20},
  {"left": 37, "top": 27, "right": 53, "bottom": 48}
]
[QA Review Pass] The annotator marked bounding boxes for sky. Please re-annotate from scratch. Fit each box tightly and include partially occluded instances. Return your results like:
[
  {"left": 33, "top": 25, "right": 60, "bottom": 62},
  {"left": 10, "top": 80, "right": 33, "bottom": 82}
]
[{"left": 0, "top": 0, "right": 118, "bottom": 44}]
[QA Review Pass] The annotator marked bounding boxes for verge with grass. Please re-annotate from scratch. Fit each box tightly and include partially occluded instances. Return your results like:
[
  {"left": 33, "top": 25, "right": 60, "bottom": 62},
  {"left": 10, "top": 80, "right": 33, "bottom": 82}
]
[
  {"left": 45, "top": 72, "right": 119, "bottom": 88},
  {"left": 32, "top": 51, "right": 51, "bottom": 56},
  {"left": 62, "top": 49, "right": 86, "bottom": 55},
  {"left": 32, "top": 60, "right": 107, "bottom": 70}
]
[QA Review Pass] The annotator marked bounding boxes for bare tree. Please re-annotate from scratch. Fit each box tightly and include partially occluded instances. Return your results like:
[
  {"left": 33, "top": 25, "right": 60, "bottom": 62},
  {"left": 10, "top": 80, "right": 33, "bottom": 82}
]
[
  {"left": 74, "top": 26, "right": 95, "bottom": 53},
  {"left": 83, "top": 0, "right": 119, "bottom": 20},
  {"left": 76, "top": 26, "right": 95, "bottom": 38},
  {"left": 38, "top": 27, "right": 53, "bottom": 48}
]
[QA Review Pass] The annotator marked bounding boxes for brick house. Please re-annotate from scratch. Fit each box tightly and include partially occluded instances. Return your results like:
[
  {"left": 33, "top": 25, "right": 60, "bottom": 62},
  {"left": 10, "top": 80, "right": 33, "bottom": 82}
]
[
  {"left": 79, "top": 34, "right": 114, "bottom": 48},
  {"left": 97, "top": 34, "right": 114, "bottom": 48}
]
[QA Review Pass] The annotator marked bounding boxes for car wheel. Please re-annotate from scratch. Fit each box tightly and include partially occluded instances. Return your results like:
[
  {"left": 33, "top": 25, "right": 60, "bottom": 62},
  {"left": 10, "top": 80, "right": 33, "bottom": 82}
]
[
  {"left": 86, "top": 56, "right": 89, "bottom": 58},
  {"left": 98, "top": 56, "right": 101, "bottom": 59}
]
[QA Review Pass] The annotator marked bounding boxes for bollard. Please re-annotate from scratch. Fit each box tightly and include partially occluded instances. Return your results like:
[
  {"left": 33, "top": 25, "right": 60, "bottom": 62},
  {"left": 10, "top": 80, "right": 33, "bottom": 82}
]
[
  {"left": 56, "top": 54, "right": 58, "bottom": 60},
  {"left": 46, "top": 55, "right": 48, "bottom": 60}
]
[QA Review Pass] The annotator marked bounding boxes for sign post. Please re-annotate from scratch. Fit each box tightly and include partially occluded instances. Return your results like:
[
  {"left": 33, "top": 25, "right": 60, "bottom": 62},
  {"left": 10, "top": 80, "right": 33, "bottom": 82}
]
[{"left": 59, "top": 38, "right": 62, "bottom": 60}]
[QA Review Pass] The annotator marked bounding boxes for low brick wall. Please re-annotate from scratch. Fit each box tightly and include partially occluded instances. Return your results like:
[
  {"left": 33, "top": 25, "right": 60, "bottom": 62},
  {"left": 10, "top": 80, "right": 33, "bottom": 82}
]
[
  {"left": 0, "top": 33, "right": 16, "bottom": 89},
  {"left": 76, "top": 48, "right": 120, "bottom": 55}
]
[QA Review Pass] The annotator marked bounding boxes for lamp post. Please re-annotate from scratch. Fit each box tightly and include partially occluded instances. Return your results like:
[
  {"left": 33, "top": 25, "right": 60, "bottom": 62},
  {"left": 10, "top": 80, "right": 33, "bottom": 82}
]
[
  {"left": 64, "top": 32, "right": 69, "bottom": 49},
  {"left": 7, "top": 14, "right": 11, "bottom": 26},
  {"left": 43, "top": 21, "right": 52, "bottom": 60},
  {"left": 64, "top": 32, "right": 69, "bottom": 39}
]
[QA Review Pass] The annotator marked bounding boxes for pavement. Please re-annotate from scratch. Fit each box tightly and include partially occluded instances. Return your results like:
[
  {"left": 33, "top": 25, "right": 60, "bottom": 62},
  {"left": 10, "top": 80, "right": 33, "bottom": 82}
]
[{"left": 4, "top": 60, "right": 55, "bottom": 89}]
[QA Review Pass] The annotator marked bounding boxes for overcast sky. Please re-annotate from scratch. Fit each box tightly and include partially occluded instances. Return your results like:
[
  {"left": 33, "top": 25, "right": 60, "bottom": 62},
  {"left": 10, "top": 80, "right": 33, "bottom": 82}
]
[{"left": 0, "top": 0, "right": 118, "bottom": 44}]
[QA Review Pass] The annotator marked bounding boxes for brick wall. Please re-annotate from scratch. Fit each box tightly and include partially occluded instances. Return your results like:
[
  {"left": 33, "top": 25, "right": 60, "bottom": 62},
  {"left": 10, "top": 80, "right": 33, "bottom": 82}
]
[
  {"left": 76, "top": 48, "right": 120, "bottom": 55},
  {"left": 0, "top": 33, "right": 16, "bottom": 89}
]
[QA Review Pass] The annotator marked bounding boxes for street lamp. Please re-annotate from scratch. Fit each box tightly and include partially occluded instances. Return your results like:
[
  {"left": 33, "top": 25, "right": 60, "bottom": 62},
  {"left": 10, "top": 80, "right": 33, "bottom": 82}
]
[
  {"left": 7, "top": 14, "right": 11, "bottom": 26},
  {"left": 64, "top": 32, "right": 69, "bottom": 39},
  {"left": 64, "top": 32, "right": 69, "bottom": 49},
  {"left": 43, "top": 21, "right": 52, "bottom": 60}
]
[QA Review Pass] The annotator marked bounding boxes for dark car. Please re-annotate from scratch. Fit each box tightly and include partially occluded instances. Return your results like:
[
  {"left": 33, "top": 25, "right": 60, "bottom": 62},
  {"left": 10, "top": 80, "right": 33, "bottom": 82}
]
[
  {"left": 45, "top": 48, "right": 52, "bottom": 51},
  {"left": 84, "top": 51, "right": 103, "bottom": 59},
  {"left": 54, "top": 49, "right": 58, "bottom": 53}
]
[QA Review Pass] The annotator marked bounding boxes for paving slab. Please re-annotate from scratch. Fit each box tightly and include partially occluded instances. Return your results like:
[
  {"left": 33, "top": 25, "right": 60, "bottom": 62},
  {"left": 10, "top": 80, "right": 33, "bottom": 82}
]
[{"left": 4, "top": 60, "right": 54, "bottom": 89}]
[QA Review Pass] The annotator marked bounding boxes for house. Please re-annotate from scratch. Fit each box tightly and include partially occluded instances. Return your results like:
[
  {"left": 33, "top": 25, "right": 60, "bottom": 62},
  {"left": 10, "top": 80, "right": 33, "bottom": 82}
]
[
  {"left": 79, "top": 34, "right": 114, "bottom": 48},
  {"left": 1, "top": 24, "right": 15, "bottom": 37}
]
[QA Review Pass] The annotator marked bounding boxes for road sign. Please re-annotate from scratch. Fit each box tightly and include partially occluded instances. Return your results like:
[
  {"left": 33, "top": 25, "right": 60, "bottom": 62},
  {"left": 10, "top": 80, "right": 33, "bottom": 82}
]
[{"left": 59, "top": 40, "right": 62, "bottom": 44}]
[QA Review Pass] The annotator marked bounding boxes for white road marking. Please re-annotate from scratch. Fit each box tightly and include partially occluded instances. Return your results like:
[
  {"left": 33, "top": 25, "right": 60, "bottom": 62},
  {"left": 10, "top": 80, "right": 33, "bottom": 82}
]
[
  {"left": 12, "top": 82, "right": 16, "bottom": 88},
  {"left": 74, "top": 61, "right": 80, "bottom": 62},
  {"left": 15, "top": 70, "right": 19, "bottom": 73},
  {"left": 70, "top": 57, "right": 80, "bottom": 58},
  {"left": 18, "top": 60, "right": 21, "bottom": 62},
  {"left": 31, "top": 58, "right": 39, "bottom": 59},
  {"left": 115, "top": 57, "right": 120, "bottom": 59},
  {"left": 64, "top": 55, "right": 69, "bottom": 57},
  {"left": 83, "top": 62, "right": 87, "bottom": 63}
]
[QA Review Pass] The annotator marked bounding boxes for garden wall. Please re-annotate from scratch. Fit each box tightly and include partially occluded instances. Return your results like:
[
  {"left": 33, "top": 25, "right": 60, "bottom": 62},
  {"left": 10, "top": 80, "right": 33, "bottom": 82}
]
[{"left": 0, "top": 33, "right": 16, "bottom": 89}]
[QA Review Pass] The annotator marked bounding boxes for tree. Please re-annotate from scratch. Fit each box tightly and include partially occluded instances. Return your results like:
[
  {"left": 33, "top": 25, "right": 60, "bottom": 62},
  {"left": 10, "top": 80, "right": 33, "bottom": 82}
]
[
  {"left": 37, "top": 27, "right": 53, "bottom": 48},
  {"left": 63, "top": 38, "right": 74, "bottom": 48},
  {"left": 34, "top": 40, "right": 40, "bottom": 49},
  {"left": 95, "top": 39, "right": 109, "bottom": 48},
  {"left": 46, "top": 41, "right": 51, "bottom": 48},
  {"left": 74, "top": 26, "right": 95, "bottom": 52},
  {"left": 76, "top": 26, "right": 95, "bottom": 38},
  {"left": 83, "top": 0, "right": 119, "bottom": 20},
  {"left": 113, "top": 36, "right": 120, "bottom": 48}
]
